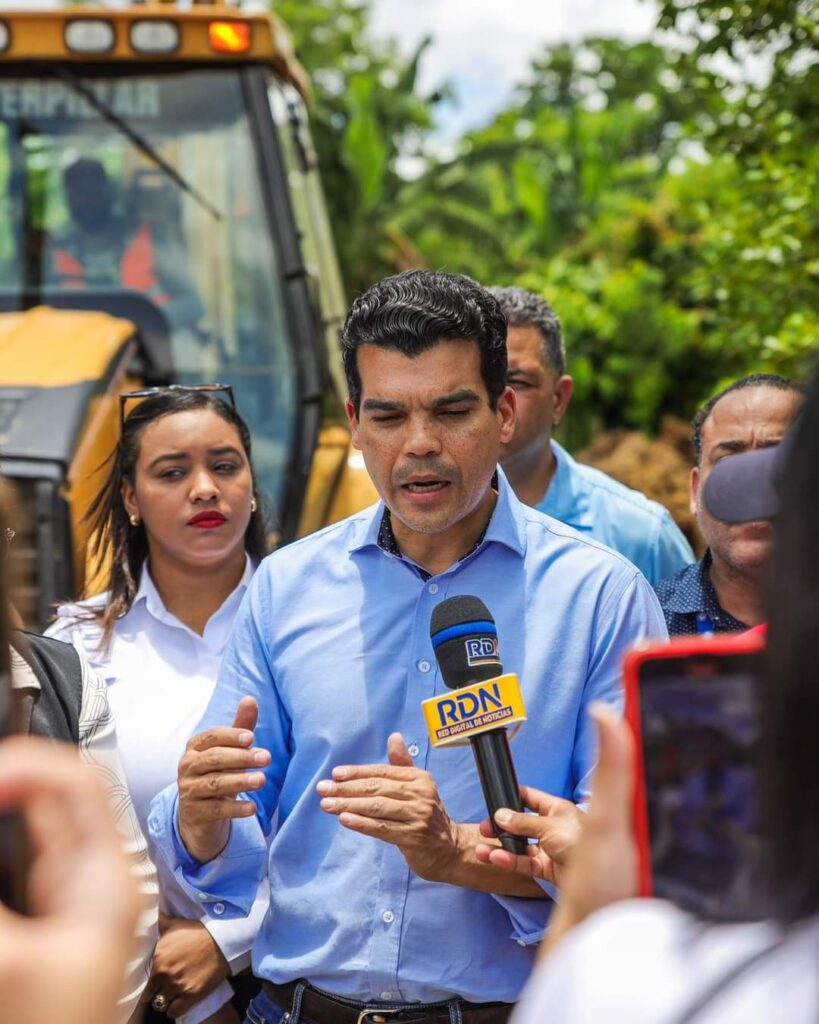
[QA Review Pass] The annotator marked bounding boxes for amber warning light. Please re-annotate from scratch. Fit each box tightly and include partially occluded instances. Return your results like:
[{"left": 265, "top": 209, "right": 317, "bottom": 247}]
[{"left": 208, "top": 21, "right": 251, "bottom": 54}]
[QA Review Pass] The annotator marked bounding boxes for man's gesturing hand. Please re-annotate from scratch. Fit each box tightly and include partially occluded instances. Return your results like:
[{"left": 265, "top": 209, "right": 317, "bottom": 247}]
[
  {"left": 317, "top": 733, "right": 460, "bottom": 882},
  {"left": 177, "top": 697, "right": 270, "bottom": 864}
]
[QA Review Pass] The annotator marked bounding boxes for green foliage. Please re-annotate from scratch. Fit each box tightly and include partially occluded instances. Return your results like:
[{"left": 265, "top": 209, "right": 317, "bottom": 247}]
[
  {"left": 274, "top": 0, "right": 441, "bottom": 292},
  {"left": 277, "top": 0, "right": 818, "bottom": 441}
]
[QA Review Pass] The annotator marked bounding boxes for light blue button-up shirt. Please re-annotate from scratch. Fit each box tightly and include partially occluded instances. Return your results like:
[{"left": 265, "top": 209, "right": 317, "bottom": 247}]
[
  {"left": 149, "top": 471, "right": 667, "bottom": 1005},
  {"left": 538, "top": 441, "right": 694, "bottom": 587}
]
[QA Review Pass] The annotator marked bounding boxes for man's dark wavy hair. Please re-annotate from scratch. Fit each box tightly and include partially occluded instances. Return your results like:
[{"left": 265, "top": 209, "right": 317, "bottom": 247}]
[{"left": 341, "top": 270, "right": 508, "bottom": 413}]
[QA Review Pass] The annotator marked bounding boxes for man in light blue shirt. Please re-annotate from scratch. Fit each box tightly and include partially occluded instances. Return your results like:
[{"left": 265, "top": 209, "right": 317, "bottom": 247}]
[
  {"left": 149, "top": 271, "right": 667, "bottom": 1024},
  {"left": 491, "top": 286, "right": 694, "bottom": 585}
]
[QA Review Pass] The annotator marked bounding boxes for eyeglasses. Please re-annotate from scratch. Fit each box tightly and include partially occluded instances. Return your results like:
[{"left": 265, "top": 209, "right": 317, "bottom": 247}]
[{"left": 119, "top": 384, "right": 236, "bottom": 429}]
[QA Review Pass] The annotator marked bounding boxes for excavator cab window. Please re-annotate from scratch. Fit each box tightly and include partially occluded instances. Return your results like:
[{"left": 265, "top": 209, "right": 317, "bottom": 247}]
[{"left": 0, "top": 66, "right": 300, "bottom": 509}]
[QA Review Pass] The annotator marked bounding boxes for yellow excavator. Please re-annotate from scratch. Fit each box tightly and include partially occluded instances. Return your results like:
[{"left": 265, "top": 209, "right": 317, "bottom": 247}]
[{"left": 0, "top": 2, "right": 378, "bottom": 627}]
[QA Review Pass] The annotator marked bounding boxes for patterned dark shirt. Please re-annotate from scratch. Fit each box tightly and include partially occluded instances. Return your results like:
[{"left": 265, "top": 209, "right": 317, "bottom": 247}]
[
  {"left": 377, "top": 508, "right": 488, "bottom": 582},
  {"left": 654, "top": 550, "right": 749, "bottom": 637}
]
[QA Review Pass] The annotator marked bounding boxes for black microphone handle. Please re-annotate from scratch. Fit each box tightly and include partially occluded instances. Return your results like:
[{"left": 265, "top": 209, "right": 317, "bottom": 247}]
[{"left": 470, "top": 729, "right": 528, "bottom": 856}]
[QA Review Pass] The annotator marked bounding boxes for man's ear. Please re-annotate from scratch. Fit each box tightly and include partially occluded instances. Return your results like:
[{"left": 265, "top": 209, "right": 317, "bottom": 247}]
[
  {"left": 552, "top": 375, "right": 574, "bottom": 427},
  {"left": 345, "top": 399, "right": 362, "bottom": 450},
  {"left": 498, "top": 385, "right": 516, "bottom": 444},
  {"left": 689, "top": 465, "right": 700, "bottom": 518}
]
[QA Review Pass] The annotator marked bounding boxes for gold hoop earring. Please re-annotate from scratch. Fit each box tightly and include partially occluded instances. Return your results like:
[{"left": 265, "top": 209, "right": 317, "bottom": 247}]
[
  {"left": 250, "top": 498, "right": 257, "bottom": 513},
  {"left": 129, "top": 513, "right": 140, "bottom": 527}
]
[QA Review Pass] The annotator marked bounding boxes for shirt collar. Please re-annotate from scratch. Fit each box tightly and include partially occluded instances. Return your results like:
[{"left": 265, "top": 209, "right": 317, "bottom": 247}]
[
  {"left": 540, "top": 440, "right": 593, "bottom": 527},
  {"left": 348, "top": 466, "right": 527, "bottom": 562},
  {"left": 133, "top": 554, "right": 254, "bottom": 629}
]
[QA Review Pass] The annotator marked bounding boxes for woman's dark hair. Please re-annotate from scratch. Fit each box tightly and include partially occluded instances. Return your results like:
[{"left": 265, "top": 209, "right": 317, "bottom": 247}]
[
  {"left": 341, "top": 270, "right": 508, "bottom": 414},
  {"left": 85, "top": 390, "right": 267, "bottom": 646},
  {"left": 761, "top": 368, "right": 819, "bottom": 923}
]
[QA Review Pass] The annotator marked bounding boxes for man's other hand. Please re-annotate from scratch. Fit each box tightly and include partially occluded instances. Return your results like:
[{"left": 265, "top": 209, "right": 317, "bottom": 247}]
[
  {"left": 144, "top": 914, "right": 231, "bottom": 1019},
  {"left": 317, "top": 732, "right": 460, "bottom": 881}
]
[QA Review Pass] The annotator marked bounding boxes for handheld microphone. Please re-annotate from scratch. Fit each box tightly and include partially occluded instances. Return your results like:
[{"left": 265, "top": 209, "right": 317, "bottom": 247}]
[{"left": 430, "top": 596, "right": 527, "bottom": 856}]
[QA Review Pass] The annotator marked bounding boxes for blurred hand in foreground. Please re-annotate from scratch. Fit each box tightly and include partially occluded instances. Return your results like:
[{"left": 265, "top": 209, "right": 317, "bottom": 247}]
[{"left": 0, "top": 736, "right": 139, "bottom": 1024}]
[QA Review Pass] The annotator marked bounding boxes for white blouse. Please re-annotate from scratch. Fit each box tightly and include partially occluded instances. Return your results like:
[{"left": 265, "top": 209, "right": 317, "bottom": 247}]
[
  {"left": 47, "top": 557, "right": 268, "bottom": 1024},
  {"left": 513, "top": 900, "right": 819, "bottom": 1024}
]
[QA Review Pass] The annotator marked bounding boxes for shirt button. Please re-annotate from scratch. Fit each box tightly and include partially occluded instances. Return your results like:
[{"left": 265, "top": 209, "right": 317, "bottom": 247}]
[
  {"left": 380, "top": 992, "right": 393, "bottom": 1001},
  {"left": 516, "top": 939, "right": 526, "bottom": 947},
  {"left": 418, "top": 660, "right": 431, "bottom": 673},
  {"left": 428, "top": 583, "right": 439, "bottom": 594},
  {"left": 381, "top": 909, "right": 395, "bottom": 924},
  {"left": 213, "top": 902, "right": 225, "bottom": 916},
  {"left": 408, "top": 743, "right": 420, "bottom": 758}
]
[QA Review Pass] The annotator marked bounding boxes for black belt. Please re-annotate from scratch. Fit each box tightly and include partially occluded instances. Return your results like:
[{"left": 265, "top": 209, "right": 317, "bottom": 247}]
[{"left": 262, "top": 979, "right": 514, "bottom": 1024}]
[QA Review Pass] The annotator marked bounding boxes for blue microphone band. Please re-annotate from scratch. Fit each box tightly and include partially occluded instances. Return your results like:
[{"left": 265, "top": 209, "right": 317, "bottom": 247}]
[{"left": 430, "top": 620, "right": 497, "bottom": 649}]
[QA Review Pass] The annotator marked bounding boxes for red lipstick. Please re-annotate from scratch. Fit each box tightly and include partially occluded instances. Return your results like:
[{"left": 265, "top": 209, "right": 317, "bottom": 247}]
[{"left": 188, "top": 511, "right": 227, "bottom": 529}]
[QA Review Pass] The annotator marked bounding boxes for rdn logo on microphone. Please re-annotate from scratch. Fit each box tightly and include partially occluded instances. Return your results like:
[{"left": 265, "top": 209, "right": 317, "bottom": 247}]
[
  {"left": 421, "top": 673, "right": 527, "bottom": 747},
  {"left": 464, "top": 636, "right": 500, "bottom": 667},
  {"left": 438, "top": 680, "right": 504, "bottom": 726}
]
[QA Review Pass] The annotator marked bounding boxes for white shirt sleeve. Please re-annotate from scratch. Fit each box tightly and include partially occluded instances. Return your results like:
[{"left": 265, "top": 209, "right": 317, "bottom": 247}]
[{"left": 77, "top": 656, "right": 159, "bottom": 1024}]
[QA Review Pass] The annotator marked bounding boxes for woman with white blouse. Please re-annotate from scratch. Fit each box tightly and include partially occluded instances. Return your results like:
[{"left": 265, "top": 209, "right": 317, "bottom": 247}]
[{"left": 48, "top": 385, "right": 269, "bottom": 1024}]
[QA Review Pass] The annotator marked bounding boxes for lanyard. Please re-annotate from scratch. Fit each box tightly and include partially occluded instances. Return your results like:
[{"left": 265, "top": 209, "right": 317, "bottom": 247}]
[{"left": 696, "top": 611, "right": 716, "bottom": 636}]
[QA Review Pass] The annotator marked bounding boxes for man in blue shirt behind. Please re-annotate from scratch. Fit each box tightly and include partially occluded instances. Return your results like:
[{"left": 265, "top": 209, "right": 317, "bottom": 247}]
[
  {"left": 149, "top": 271, "right": 666, "bottom": 1024},
  {"left": 490, "top": 286, "right": 693, "bottom": 585}
]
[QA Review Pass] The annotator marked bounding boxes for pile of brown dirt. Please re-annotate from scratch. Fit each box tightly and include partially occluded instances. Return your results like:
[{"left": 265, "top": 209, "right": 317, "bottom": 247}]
[{"left": 576, "top": 416, "right": 705, "bottom": 555}]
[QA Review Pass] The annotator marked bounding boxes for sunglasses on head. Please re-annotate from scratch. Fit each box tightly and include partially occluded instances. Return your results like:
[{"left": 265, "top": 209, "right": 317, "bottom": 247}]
[{"left": 118, "top": 384, "right": 236, "bottom": 429}]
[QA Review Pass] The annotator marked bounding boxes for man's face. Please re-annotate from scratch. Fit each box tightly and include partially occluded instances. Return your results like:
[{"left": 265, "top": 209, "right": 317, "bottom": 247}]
[
  {"left": 691, "top": 386, "right": 803, "bottom": 575},
  {"left": 345, "top": 339, "right": 515, "bottom": 540},
  {"left": 500, "top": 325, "right": 572, "bottom": 471}
]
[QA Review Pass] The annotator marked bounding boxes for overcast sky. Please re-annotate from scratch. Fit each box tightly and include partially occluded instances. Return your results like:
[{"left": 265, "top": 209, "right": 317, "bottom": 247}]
[{"left": 371, "top": 0, "right": 659, "bottom": 141}]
